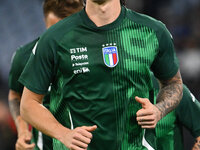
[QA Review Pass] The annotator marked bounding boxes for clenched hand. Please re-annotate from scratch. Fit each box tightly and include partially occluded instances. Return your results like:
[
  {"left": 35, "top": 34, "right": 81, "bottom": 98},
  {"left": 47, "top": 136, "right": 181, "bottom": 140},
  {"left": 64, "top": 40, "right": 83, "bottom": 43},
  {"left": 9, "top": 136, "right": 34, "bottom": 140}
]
[
  {"left": 62, "top": 125, "right": 97, "bottom": 150},
  {"left": 136, "top": 96, "right": 161, "bottom": 129}
]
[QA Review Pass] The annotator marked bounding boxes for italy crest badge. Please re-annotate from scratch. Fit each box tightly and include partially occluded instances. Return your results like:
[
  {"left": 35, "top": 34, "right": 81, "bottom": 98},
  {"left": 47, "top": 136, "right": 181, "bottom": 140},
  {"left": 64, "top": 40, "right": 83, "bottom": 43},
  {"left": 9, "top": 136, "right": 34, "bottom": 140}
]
[{"left": 102, "top": 45, "right": 119, "bottom": 68}]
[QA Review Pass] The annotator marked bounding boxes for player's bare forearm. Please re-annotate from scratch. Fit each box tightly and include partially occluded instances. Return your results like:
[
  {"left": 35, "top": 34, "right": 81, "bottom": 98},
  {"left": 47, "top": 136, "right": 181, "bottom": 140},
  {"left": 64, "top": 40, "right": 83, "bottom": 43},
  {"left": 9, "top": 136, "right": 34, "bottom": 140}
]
[
  {"left": 20, "top": 87, "right": 66, "bottom": 140},
  {"left": 21, "top": 87, "right": 97, "bottom": 149},
  {"left": 20, "top": 87, "right": 79, "bottom": 147},
  {"left": 9, "top": 90, "right": 35, "bottom": 149},
  {"left": 8, "top": 90, "right": 21, "bottom": 122},
  {"left": 155, "top": 71, "right": 183, "bottom": 119},
  {"left": 192, "top": 137, "right": 200, "bottom": 150},
  {"left": 8, "top": 90, "right": 29, "bottom": 134},
  {"left": 9, "top": 97, "right": 20, "bottom": 121}
]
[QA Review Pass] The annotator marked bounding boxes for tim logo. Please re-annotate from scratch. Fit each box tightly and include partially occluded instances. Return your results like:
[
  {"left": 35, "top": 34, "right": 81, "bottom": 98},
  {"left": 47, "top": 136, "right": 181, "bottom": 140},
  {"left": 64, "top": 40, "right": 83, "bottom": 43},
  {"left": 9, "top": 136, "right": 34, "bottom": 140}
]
[{"left": 102, "top": 46, "right": 119, "bottom": 68}]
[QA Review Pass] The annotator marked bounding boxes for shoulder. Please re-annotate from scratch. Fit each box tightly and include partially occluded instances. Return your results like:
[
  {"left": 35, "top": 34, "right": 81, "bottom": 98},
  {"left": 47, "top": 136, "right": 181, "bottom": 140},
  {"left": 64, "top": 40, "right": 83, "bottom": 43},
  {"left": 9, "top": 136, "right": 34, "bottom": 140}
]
[
  {"left": 12, "top": 38, "right": 39, "bottom": 64},
  {"left": 15, "top": 38, "right": 39, "bottom": 57},
  {"left": 125, "top": 8, "right": 170, "bottom": 37}
]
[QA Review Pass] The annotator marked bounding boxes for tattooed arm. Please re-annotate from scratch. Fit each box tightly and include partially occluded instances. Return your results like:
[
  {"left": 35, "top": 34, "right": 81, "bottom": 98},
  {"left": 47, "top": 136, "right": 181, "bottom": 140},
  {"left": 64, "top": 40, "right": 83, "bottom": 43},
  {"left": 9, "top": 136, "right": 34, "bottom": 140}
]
[
  {"left": 8, "top": 90, "right": 21, "bottom": 127},
  {"left": 8, "top": 89, "right": 35, "bottom": 149},
  {"left": 155, "top": 71, "right": 183, "bottom": 119},
  {"left": 136, "top": 71, "right": 183, "bottom": 128}
]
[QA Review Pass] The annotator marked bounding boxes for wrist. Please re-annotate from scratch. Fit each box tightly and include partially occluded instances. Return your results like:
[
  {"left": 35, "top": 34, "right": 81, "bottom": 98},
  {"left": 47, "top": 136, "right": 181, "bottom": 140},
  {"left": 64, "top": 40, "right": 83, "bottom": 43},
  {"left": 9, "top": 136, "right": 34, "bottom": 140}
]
[
  {"left": 53, "top": 124, "right": 71, "bottom": 143},
  {"left": 154, "top": 104, "right": 163, "bottom": 120},
  {"left": 16, "top": 116, "right": 29, "bottom": 136}
]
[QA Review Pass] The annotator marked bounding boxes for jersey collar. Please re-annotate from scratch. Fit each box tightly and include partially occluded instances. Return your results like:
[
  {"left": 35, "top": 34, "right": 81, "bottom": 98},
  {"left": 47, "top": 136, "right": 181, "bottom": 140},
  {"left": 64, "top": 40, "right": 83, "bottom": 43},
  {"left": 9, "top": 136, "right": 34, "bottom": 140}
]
[{"left": 80, "top": 6, "right": 126, "bottom": 31}]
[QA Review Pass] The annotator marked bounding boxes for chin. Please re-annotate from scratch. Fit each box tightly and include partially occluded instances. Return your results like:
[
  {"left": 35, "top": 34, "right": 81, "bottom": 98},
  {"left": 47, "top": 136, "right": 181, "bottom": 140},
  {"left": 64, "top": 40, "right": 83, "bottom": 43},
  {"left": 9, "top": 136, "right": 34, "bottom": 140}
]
[{"left": 91, "top": 0, "right": 108, "bottom": 4}]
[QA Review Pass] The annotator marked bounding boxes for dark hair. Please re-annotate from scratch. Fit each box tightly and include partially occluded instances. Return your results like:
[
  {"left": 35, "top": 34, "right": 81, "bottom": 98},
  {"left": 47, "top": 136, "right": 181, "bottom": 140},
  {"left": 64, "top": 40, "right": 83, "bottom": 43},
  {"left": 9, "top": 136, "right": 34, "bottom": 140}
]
[
  {"left": 120, "top": 0, "right": 126, "bottom": 5},
  {"left": 43, "top": 0, "right": 84, "bottom": 19}
]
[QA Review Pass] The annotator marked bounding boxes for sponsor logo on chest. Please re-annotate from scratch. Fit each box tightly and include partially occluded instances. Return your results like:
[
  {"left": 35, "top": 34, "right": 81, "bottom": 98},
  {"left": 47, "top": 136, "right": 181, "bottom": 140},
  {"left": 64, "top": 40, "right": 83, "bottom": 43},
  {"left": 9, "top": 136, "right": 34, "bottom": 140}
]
[{"left": 70, "top": 47, "right": 90, "bottom": 74}]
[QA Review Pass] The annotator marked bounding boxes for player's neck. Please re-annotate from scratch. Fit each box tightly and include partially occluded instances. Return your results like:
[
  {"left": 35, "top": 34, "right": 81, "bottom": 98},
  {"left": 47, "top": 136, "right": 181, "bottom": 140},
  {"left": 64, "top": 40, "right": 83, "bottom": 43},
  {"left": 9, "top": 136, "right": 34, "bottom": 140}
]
[{"left": 85, "top": 0, "right": 121, "bottom": 27}]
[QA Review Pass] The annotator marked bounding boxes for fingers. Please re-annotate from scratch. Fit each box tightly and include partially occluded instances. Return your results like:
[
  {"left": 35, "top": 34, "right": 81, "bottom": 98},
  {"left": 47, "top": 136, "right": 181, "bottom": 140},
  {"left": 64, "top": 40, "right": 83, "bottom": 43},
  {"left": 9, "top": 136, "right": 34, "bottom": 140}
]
[
  {"left": 82, "top": 125, "right": 97, "bottom": 132},
  {"left": 66, "top": 125, "right": 97, "bottom": 150},
  {"left": 135, "top": 96, "right": 160, "bottom": 129},
  {"left": 135, "top": 96, "right": 146, "bottom": 104},
  {"left": 137, "top": 119, "right": 157, "bottom": 128},
  {"left": 24, "top": 136, "right": 31, "bottom": 143},
  {"left": 72, "top": 138, "right": 89, "bottom": 149},
  {"left": 75, "top": 129, "right": 92, "bottom": 144},
  {"left": 136, "top": 110, "right": 158, "bottom": 129},
  {"left": 135, "top": 96, "right": 150, "bottom": 108},
  {"left": 26, "top": 143, "right": 35, "bottom": 150},
  {"left": 139, "top": 124, "right": 157, "bottom": 129},
  {"left": 16, "top": 132, "right": 35, "bottom": 150},
  {"left": 16, "top": 139, "right": 35, "bottom": 150},
  {"left": 136, "top": 109, "right": 153, "bottom": 117},
  {"left": 137, "top": 114, "right": 157, "bottom": 128},
  {"left": 137, "top": 115, "right": 154, "bottom": 122},
  {"left": 71, "top": 144, "right": 87, "bottom": 150},
  {"left": 16, "top": 142, "right": 35, "bottom": 149}
]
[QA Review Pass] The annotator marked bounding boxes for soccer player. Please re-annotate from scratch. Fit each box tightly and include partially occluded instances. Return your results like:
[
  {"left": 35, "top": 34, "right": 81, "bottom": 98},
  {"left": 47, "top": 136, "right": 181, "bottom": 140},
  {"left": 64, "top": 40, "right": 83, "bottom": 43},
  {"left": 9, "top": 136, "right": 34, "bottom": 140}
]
[
  {"left": 8, "top": 0, "right": 83, "bottom": 149},
  {"left": 19, "top": 0, "right": 183, "bottom": 149},
  {"left": 151, "top": 75, "right": 200, "bottom": 150}
]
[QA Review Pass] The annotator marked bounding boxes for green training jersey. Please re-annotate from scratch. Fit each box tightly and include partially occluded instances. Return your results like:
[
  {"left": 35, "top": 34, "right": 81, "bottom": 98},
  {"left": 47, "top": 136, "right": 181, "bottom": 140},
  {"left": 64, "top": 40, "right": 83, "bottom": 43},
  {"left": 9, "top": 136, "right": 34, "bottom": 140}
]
[
  {"left": 9, "top": 38, "right": 39, "bottom": 94},
  {"left": 8, "top": 39, "right": 52, "bottom": 150},
  {"left": 19, "top": 6, "right": 179, "bottom": 150},
  {"left": 152, "top": 75, "right": 200, "bottom": 150}
]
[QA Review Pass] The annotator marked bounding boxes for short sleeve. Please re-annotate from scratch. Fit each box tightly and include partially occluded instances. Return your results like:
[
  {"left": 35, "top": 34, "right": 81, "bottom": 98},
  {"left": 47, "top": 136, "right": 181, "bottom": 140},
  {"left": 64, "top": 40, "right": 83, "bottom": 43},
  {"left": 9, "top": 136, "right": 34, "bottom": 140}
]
[
  {"left": 151, "top": 24, "right": 179, "bottom": 80},
  {"left": 176, "top": 85, "right": 200, "bottom": 138},
  {"left": 9, "top": 50, "right": 24, "bottom": 94},
  {"left": 19, "top": 37, "right": 56, "bottom": 95}
]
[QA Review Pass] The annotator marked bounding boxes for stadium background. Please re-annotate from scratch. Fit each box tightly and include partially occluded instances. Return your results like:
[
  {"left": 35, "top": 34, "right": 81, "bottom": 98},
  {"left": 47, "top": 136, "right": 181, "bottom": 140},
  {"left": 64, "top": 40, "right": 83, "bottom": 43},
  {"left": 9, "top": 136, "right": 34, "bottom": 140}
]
[{"left": 0, "top": 0, "right": 200, "bottom": 149}]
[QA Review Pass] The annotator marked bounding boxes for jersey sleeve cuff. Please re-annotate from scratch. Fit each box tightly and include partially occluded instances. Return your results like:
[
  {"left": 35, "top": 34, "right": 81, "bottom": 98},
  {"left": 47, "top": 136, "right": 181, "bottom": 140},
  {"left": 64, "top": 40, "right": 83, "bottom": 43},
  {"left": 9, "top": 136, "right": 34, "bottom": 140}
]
[
  {"left": 154, "top": 65, "right": 178, "bottom": 80},
  {"left": 18, "top": 78, "right": 47, "bottom": 95},
  {"left": 9, "top": 86, "right": 23, "bottom": 94}
]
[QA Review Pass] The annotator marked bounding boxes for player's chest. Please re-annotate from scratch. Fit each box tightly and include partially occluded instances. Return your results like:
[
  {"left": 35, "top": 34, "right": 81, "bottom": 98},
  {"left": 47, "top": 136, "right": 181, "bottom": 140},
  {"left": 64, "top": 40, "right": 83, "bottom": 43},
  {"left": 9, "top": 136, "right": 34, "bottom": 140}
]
[{"left": 57, "top": 30, "right": 158, "bottom": 76}]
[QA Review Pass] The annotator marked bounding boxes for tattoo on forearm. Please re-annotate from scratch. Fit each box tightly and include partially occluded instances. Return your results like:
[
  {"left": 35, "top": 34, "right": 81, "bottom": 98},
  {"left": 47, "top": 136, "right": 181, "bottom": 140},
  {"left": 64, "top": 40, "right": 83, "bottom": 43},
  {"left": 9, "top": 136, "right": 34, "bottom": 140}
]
[
  {"left": 155, "top": 72, "right": 183, "bottom": 118},
  {"left": 9, "top": 98, "right": 20, "bottom": 121}
]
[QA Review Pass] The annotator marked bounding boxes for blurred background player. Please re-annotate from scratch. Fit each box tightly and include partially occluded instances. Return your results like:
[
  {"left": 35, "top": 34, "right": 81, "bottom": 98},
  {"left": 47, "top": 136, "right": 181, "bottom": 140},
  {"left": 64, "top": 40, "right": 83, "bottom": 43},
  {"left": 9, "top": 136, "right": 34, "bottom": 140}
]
[
  {"left": 8, "top": 0, "right": 83, "bottom": 149},
  {"left": 151, "top": 74, "right": 200, "bottom": 150}
]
